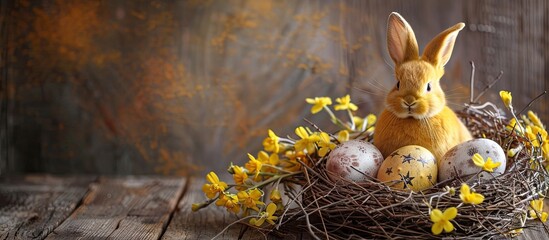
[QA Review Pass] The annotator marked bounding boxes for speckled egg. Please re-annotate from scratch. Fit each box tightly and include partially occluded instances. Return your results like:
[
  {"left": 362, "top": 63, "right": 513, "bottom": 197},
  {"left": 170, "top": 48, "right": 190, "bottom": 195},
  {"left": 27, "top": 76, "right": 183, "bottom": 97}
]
[
  {"left": 326, "top": 140, "right": 383, "bottom": 182},
  {"left": 438, "top": 138, "right": 506, "bottom": 182},
  {"left": 376, "top": 145, "right": 437, "bottom": 191}
]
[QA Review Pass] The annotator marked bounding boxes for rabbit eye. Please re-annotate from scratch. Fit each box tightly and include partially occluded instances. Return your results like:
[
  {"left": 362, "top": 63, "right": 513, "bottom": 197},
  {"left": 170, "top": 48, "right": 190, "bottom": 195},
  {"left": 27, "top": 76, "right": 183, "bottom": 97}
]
[
  {"left": 396, "top": 81, "right": 400, "bottom": 90},
  {"left": 427, "top": 82, "right": 431, "bottom": 92}
]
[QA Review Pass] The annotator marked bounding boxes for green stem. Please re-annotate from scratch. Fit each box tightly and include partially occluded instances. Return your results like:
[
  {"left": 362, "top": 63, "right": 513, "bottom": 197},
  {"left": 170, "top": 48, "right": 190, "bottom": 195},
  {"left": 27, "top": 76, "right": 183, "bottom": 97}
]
[
  {"left": 324, "top": 106, "right": 347, "bottom": 128},
  {"left": 347, "top": 110, "right": 355, "bottom": 130},
  {"left": 253, "top": 171, "right": 302, "bottom": 189}
]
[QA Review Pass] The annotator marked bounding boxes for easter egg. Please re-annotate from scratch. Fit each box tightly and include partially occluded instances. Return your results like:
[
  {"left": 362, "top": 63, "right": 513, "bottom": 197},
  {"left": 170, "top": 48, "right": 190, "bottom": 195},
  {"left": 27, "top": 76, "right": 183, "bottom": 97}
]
[
  {"left": 438, "top": 138, "right": 506, "bottom": 182},
  {"left": 376, "top": 145, "right": 437, "bottom": 191},
  {"left": 326, "top": 140, "right": 383, "bottom": 182}
]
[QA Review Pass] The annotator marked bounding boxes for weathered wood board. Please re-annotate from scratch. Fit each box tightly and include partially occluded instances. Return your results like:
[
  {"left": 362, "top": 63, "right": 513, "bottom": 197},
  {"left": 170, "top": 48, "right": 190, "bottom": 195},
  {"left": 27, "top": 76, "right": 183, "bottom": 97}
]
[
  {"left": 0, "top": 175, "right": 95, "bottom": 240},
  {"left": 1, "top": 175, "right": 549, "bottom": 239},
  {"left": 46, "top": 176, "right": 186, "bottom": 240}
]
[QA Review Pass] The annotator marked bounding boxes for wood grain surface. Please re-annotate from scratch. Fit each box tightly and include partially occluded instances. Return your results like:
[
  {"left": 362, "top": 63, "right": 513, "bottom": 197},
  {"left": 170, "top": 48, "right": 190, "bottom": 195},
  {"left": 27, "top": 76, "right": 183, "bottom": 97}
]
[
  {"left": 0, "top": 175, "right": 95, "bottom": 240},
  {"left": 46, "top": 176, "right": 185, "bottom": 240},
  {"left": 1, "top": 175, "right": 549, "bottom": 239}
]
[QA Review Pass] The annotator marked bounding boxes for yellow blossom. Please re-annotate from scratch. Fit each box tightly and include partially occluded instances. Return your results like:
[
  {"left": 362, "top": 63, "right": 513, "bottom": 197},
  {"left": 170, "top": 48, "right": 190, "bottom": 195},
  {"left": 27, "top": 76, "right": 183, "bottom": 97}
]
[
  {"left": 525, "top": 125, "right": 548, "bottom": 147},
  {"left": 334, "top": 94, "right": 358, "bottom": 111},
  {"left": 430, "top": 207, "right": 457, "bottom": 235},
  {"left": 215, "top": 193, "right": 240, "bottom": 214},
  {"left": 202, "top": 172, "right": 228, "bottom": 199},
  {"left": 294, "top": 127, "right": 320, "bottom": 154},
  {"left": 317, "top": 132, "right": 336, "bottom": 157},
  {"left": 337, "top": 130, "right": 349, "bottom": 142},
  {"left": 305, "top": 97, "right": 332, "bottom": 114},
  {"left": 355, "top": 114, "right": 377, "bottom": 131},
  {"left": 529, "top": 199, "right": 548, "bottom": 222},
  {"left": 232, "top": 165, "right": 249, "bottom": 191},
  {"left": 500, "top": 90, "right": 512, "bottom": 108},
  {"left": 250, "top": 202, "right": 279, "bottom": 226},
  {"left": 257, "top": 151, "right": 279, "bottom": 176},
  {"left": 281, "top": 150, "right": 307, "bottom": 172},
  {"left": 506, "top": 118, "right": 523, "bottom": 134},
  {"left": 263, "top": 129, "right": 280, "bottom": 153},
  {"left": 245, "top": 153, "right": 263, "bottom": 177},
  {"left": 237, "top": 188, "right": 264, "bottom": 212},
  {"left": 459, "top": 183, "right": 484, "bottom": 205},
  {"left": 472, "top": 153, "right": 501, "bottom": 172},
  {"left": 270, "top": 189, "right": 282, "bottom": 203},
  {"left": 528, "top": 111, "right": 545, "bottom": 129}
]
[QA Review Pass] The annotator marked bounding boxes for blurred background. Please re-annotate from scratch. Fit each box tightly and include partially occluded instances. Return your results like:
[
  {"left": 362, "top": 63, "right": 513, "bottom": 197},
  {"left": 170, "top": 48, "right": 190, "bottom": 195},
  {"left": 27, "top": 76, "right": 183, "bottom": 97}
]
[{"left": 0, "top": 0, "right": 547, "bottom": 176}]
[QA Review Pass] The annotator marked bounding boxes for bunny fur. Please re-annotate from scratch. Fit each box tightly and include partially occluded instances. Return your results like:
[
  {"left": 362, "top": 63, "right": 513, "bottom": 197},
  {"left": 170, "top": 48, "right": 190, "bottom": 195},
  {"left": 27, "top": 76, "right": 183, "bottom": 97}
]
[{"left": 373, "top": 12, "right": 472, "bottom": 163}]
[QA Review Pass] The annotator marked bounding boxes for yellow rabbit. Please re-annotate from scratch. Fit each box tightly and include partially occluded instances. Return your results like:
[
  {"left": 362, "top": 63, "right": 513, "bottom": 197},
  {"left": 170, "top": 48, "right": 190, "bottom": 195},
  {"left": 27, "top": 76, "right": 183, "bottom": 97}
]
[{"left": 373, "top": 12, "right": 472, "bottom": 163}]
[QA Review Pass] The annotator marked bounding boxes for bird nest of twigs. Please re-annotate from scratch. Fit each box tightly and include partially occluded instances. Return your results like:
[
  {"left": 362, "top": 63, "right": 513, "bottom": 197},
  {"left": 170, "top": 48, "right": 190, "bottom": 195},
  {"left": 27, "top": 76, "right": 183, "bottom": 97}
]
[
  {"left": 196, "top": 67, "right": 549, "bottom": 239},
  {"left": 263, "top": 106, "right": 549, "bottom": 239}
]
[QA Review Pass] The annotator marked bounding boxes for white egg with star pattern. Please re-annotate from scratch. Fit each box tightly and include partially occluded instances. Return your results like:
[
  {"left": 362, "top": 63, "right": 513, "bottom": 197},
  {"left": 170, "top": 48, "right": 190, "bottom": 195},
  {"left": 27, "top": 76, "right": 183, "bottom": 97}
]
[
  {"left": 326, "top": 140, "right": 384, "bottom": 182},
  {"left": 376, "top": 145, "right": 437, "bottom": 191}
]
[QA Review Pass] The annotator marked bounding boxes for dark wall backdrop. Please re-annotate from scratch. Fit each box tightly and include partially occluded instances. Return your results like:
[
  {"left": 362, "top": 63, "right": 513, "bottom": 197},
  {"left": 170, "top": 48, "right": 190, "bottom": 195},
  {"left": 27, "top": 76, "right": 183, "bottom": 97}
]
[{"left": 0, "top": 0, "right": 548, "bottom": 176}]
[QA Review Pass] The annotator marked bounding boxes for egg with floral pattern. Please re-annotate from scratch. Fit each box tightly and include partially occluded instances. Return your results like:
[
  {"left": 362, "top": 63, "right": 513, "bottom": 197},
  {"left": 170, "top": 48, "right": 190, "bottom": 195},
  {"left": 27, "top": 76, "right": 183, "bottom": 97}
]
[
  {"left": 438, "top": 138, "right": 506, "bottom": 183},
  {"left": 326, "top": 140, "right": 383, "bottom": 182},
  {"left": 376, "top": 145, "right": 437, "bottom": 191}
]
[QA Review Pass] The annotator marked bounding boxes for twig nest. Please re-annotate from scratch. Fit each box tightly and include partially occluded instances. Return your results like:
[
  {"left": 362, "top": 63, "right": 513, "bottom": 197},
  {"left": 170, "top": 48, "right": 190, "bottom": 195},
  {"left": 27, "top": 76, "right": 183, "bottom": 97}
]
[
  {"left": 376, "top": 145, "right": 437, "bottom": 191},
  {"left": 439, "top": 138, "right": 507, "bottom": 182},
  {"left": 326, "top": 140, "right": 383, "bottom": 182}
]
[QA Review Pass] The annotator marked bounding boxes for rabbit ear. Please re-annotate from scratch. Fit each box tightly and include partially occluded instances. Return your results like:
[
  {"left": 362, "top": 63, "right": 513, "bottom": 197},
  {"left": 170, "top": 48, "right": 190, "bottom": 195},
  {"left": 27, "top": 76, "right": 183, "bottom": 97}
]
[
  {"left": 422, "top": 23, "right": 465, "bottom": 68},
  {"left": 387, "top": 12, "right": 419, "bottom": 65}
]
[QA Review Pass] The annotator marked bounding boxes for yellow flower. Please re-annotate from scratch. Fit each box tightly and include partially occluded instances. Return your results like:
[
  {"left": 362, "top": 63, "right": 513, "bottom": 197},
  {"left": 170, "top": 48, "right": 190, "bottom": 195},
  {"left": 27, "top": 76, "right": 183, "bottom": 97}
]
[
  {"left": 430, "top": 207, "right": 457, "bottom": 235},
  {"left": 257, "top": 151, "right": 279, "bottom": 165},
  {"left": 257, "top": 151, "right": 279, "bottom": 176},
  {"left": 294, "top": 127, "right": 320, "bottom": 154},
  {"left": 263, "top": 129, "right": 280, "bottom": 153},
  {"left": 250, "top": 202, "right": 279, "bottom": 226},
  {"left": 202, "top": 172, "right": 228, "bottom": 199},
  {"left": 459, "top": 183, "right": 484, "bottom": 205},
  {"left": 337, "top": 130, "right": 349, "bottom": 142},
  {"left": 506, "top": 118, "right": 523, "bottom": 134},
  {"left": 281, "top": 150, "right": 307, "bottom": 172},
  {"left": 216, "top": 193, "right": 240, "bottom": 214},
  {"left": 305, "top": 97, "right": 332, "bottom": 114},
  {"left": 500, "top": 90, "right": 512, "bottom": 108},
  {"left": 525, "top": 125, "right": 548, "bottom": 147},
  {"left": 245, "top": 153, "right": 263, "bottom": 177},
  {"left": 237, "top": 188, "right": 264, "bottom": 212},
  {"left": 270, "top": 189, "right": 282, "bottom": 203},
  {"left": 355, "top": 114, "right": 377, "bottom": 131},
  {"left": 472, "top": 153, "right": 501, "bottom": 172},
  {"left": 528, "top": 111, "right": 545, "bottom": 129},
  {"left": 334, "top": 94, "right": 358, "bottom": 111},
  {"left": 529, "top": 199, "right": 548, "bottom": 222},
  {"left": 317, "top": 132, "right": 336, "bottom": 157},
  {"left": 232, "top": 165, "right": 249, "bottom": 191}
]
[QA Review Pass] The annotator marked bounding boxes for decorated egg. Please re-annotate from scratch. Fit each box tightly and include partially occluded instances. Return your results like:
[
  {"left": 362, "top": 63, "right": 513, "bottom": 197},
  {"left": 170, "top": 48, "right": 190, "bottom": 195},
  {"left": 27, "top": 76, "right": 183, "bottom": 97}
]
[
  {"left": 326, "top": 140, "right": 383, "bottom": 182},
  {"left": 376, "top": 145, "right": 437, "bottom": 191},
  {"left": 438, "top": 138, "right": 506, "bottom": 182}
]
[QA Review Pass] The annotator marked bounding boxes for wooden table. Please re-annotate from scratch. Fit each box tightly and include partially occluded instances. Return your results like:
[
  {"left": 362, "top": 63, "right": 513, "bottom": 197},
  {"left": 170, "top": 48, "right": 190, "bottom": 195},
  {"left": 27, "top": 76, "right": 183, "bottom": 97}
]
[{"left": 0, "top": 175, "right": 547, "bottom": 239}]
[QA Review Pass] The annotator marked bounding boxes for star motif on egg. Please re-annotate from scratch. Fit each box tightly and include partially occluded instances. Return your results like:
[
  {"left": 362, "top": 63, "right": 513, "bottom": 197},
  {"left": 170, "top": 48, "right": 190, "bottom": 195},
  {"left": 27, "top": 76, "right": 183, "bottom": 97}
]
[
  {"left": 417, "top": 156, "right": 428, "bottom": 167},
  {"left": 385, "top": 167, "right": 393, "bottom": 175},
  {"left": 390, "top": 151, "right": 400, "bottom": 157},
  {"left": 400, "top": 171, "right": 414, "bottom": 189},
  {"left": 427, "top": 173, "right": 433, "bottom": 182},
  {"left": 402, "top": 154, "right": 414, "bottom": 164}
]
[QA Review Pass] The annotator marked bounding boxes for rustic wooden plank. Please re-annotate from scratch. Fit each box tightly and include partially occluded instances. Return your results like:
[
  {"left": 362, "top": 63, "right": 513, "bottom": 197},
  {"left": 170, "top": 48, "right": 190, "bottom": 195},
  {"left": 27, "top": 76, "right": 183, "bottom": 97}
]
[
  {"left": 162, "top": 178, "right": 306, "bottom": 240},
  {"left": 46, "top": 176, "right": 185, "bottom": 240},
  {"left": 0, "top": 175, "right": 95, "bottom": 240}
]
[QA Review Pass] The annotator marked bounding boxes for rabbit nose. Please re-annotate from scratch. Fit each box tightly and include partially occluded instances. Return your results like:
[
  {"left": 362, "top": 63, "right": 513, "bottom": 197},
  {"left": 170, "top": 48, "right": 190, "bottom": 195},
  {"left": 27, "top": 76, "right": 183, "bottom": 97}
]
[{"left": 403, "top": 96, "right": 417, "bottom": 106}]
